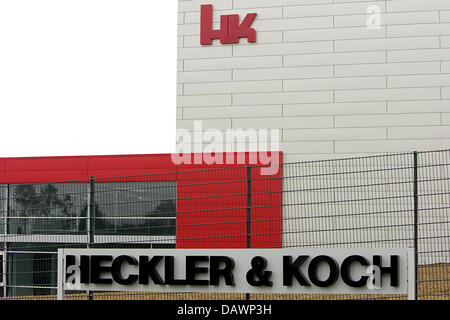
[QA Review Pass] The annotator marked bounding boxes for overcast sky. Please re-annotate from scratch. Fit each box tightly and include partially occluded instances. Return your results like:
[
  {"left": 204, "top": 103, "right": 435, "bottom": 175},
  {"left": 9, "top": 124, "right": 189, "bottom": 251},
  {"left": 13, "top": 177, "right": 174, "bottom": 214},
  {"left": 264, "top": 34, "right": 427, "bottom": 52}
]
[{"left": 0, "top": 0, "right": 178, "bottom": 157}]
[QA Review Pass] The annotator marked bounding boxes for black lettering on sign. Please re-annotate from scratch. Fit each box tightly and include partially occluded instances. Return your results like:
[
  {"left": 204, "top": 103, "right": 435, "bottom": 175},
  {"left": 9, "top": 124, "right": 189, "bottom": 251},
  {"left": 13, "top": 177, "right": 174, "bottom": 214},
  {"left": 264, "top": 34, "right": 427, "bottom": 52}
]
[
  {"left": 62, "top": 253, "right": 403, "bottom": 290},
  {"left": 164, "top": 256, "right": 187, "bottom": 285},
  {"left": 186, "top": 256, "right": 209, "bottom": 285},
  {"left": 138, "top": 256, "right": 164, "bottom": 285},
  {"left": 246, "top": 256, "right": 272, "bottom": 287},
  {"left": 79, "top": 255, "right": 91, "bottom": 283},
  {"left": 90, "top": 255, "right": 113, "bottom": 284},
  {"left": 341, "top": 255, "right": 370, "bottom": 288},
  {"left": 308, "top": 255, "right": 339, "bottom": 287},
  {"left": 283, "top": 255, "right": 310, "bottom": 286},
  {"left": 111, "top": 255, "right": 138, "bottom": 285},
  {"left": 66, "top": 255, "right": 90, "bottom": 284},
  {"left": 210, "top": 256, "right": 235, "bottom": 286},
  {"left": 373, "top": 255, "right": 399, "bottom": 287}
]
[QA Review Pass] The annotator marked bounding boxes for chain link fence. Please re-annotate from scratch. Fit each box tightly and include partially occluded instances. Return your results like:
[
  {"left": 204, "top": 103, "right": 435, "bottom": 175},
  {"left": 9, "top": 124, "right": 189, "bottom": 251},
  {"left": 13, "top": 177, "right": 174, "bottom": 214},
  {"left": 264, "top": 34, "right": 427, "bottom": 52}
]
[{"left": 0, "top": 149, "right": 448, "bottom": 300}]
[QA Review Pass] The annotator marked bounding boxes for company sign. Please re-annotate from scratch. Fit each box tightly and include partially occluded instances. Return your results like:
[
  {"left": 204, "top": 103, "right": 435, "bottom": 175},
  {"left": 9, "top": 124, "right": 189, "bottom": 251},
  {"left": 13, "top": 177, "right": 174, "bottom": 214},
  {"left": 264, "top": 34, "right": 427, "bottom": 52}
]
[
  {"left": 200, "top": 4, "right": 257, "bottom": 45},
  {"left": 58, "top": 248, "right": 414, "bottom": 296}
]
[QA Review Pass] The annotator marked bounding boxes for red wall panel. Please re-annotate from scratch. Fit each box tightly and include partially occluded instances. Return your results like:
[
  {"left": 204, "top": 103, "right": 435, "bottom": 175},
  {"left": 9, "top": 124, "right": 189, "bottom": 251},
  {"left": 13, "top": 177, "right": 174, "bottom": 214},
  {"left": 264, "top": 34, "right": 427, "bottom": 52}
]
[{"left": 0, "top": 152, "right": 282, "bottom": 248}]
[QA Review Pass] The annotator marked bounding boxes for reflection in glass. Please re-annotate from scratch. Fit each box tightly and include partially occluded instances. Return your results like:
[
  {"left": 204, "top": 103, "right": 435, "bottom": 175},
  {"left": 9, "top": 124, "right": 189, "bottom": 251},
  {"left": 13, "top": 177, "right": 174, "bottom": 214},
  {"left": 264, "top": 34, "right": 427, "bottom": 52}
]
[
  {"left": 2, "top": 181, "right": 177, "bottom": 298},
  {"left": 6, "top": 242, "right": 86, "bottom": 297},
  {"left": 9, "top": 183, "right": 88, "bottom": 235},
  {"left": 7, "top": 182, "right": 177, "bottom": 236},
  {"left": 95, "top": 182, "right": 177, "bottom": 236}
]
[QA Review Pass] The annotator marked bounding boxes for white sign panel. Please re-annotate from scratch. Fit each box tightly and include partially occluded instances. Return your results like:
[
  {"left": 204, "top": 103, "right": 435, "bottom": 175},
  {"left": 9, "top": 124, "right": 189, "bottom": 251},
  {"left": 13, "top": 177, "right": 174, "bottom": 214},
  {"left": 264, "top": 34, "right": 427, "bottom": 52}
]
[{"left": 58, "top": 248, "right": 414, "bottom": 296}]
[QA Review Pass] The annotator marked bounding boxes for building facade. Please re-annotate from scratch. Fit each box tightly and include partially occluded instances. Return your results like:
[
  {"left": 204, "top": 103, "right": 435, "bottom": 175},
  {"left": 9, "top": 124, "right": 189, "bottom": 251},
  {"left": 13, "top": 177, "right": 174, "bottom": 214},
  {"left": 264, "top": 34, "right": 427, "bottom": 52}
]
[
  {"left": 177, "top": 0, "right": 450, "bottom": 162},
  {"left": 174, "top": 0, "right": 450, "bottom": 293},
  {"left": 0, "top": 153, "right": 282, "bottom": 297},
  {"left": 0, "top": 0, "right": 449, "bottom": 299}
]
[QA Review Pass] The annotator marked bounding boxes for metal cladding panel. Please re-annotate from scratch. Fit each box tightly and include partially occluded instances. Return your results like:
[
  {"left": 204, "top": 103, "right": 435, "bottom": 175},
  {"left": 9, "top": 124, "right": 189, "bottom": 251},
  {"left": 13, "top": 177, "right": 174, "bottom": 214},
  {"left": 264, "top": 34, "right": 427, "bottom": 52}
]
[
  {"left": 177, "top": 0, "right": 450, "bottom": 163},
  {"left": 0, "top": 152, "right": 283, "bottom": 249}
]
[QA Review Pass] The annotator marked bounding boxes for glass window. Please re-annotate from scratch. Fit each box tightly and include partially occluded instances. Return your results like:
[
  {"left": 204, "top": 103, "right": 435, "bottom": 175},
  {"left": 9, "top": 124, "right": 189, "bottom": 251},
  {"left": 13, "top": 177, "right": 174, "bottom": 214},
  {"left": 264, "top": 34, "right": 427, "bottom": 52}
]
[
  {"left": 6, "top": 181, "right": 177, "bottom": 236},
  {"left": 8, "top": 183, "right": 88, "bottom": 235},
  {"left": 94, "top": 181, "right": 177, "bottom": 236},
  {"left": 6, "top": 242, "right": 86, "bottom": 297},
  {"left": 5, "top": 242, "right": 174, "bottom": 297},
  {"left": 2, "top": 180, "right": 177, "bottom": 298}
]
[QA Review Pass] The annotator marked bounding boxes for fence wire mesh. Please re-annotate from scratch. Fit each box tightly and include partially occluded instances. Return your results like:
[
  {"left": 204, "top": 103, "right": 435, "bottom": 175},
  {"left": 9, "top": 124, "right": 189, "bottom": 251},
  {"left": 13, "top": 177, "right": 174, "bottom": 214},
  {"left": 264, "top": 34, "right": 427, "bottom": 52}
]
[{"left": 0, "top": 149, "right": 448, "bottom": 300}]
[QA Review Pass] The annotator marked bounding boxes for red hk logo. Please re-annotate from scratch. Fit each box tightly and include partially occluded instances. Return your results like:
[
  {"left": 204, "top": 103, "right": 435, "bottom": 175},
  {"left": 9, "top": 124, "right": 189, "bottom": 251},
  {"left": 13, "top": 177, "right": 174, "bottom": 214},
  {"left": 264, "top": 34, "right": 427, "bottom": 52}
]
[{"left": 200, "top": 4, "right": 257, "bottom": 45}]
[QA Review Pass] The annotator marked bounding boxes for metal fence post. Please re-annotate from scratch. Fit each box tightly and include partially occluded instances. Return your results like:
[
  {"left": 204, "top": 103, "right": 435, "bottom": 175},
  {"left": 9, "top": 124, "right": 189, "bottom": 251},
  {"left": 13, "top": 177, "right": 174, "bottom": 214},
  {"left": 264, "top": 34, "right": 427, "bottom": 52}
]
[
  {"left": 89, "top": 176, "right": 96, "bottom": 248},
  {"left": 246, "top": 165, "right": 251, "bottom": 301},
  {"left": 87, "top": 176, "right": 95, "bottom": 300},
  {"left": 247, "top": 165, "right": 252, "bottom": 249},
  {"left": 2, "top": 184, "right": 9, "bottom": 298},
  {"left": 57, "top": 249, "right": 65, "bottom": 300},
  {"left": 413, "top": 152, "right": 418, "bottom": 300}
]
